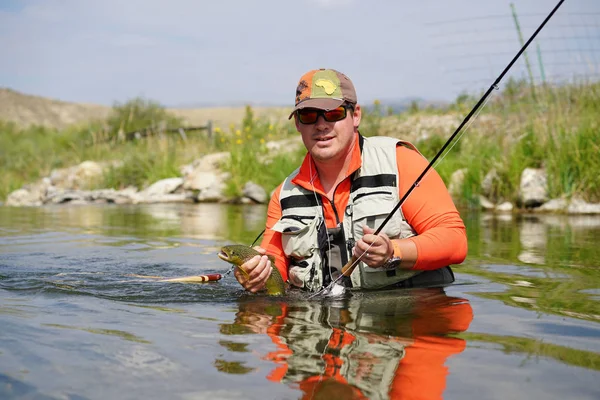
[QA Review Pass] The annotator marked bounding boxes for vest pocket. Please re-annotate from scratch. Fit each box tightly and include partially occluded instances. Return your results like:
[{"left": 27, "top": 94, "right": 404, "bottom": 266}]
[
  {"left": 272, "top": 215, "right": 321, "bottom": 258},
  {"left": 351, "top": 194, "right": 403, "bottom": 240}
]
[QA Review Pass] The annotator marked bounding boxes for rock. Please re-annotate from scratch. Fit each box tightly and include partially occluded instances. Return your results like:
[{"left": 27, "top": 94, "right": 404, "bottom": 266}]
[
  {"left": 6, "top": 188, "right": 42, "bottom": 207},
  {"left": 478, "top": 195, "right": 495, "bottom": 211},
  {"left": 242, "top": 181, "right": 267, "bottom": 204},
  {"left": 538, "top": 198, "right": 568, "bottom": 213},
  {"left": 139, "top": 177, "right": 183, "bottom": 197},
  {"left": 197, "top": 184, "right": 227, "bottom": 203},
  {"left": 49, "top": 167, "right": 71, "bottom": 187},
  {"left": 49, "top": 161, "right": 105, "bottom": 190},
  {"left": 518, "top": 168, "right": 548, "bottom": 208},
  {"left": 47, "top": 190, "right": 89, "bottom": 204},
  {"left": 567, "top": 197, "right": 600, "bottom": 214},
  {"left": 448, "top": 168, "right": 467, "bottom": 198},
  {"left": 186, "top": 152, "right": 230, "bottom": 173},
  {"left": 72, "top": 161, "right": 103, "bottom": 189},
  {"left": 5, "top": 177, "right": 53, "bottom": 206},
  {"left": 481, "top": 169, "right": 500, "bottom": 201},
  {"left": 133, "top": 193, "right": 188, "bottom": 204},
  {"left": 496, "top": 202, "right": 513, "bottom": 212},
  {"left": 184, "top": 170, "right": 218, "bottom": 191}
]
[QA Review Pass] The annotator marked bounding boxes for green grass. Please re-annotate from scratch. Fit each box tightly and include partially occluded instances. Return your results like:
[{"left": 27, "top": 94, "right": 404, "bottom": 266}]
[{"left": 1, "top": 81, "right": 599, "bottom": 205}]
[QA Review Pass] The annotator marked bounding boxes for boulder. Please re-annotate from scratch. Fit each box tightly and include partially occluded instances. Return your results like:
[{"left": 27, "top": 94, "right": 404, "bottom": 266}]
[
  {"left": 242, "top": 181, "right": 267, "bottom": 204},
  {"left": 518, "top": 168, "right": 548, "bottom": 208},
  {"left": 448, "top": 168, "right": 467, "bottom": 198},
  {"left": 567, "top": 197, "right": 600, "bottom": 214}
]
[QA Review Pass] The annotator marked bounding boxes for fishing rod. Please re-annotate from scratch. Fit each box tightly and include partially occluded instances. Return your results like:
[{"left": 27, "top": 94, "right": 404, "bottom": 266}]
[{"left": 317, "top": 0, "right": 566, "bottom": 295}]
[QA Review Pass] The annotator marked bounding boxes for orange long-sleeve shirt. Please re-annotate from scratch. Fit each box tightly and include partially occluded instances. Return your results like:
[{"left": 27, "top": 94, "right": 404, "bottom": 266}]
[{"left": 261, "top": 135, "right": 467, "bottom": 282}]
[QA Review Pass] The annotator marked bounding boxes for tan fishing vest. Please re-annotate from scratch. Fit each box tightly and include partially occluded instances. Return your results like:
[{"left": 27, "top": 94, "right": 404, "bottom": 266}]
[
  {"left": 272, "top": 136, "right": 420, "bottom": 291},
  {"left": 277, "top": 294, "right": 414, "bottom": 398}
]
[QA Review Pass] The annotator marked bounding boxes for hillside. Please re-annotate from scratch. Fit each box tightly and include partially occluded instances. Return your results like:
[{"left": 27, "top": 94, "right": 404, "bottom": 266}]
[
  {"left": 0, "top": 88, "right": 112, "bottom": 129},
  {"left": 0, "top": 88, "right": 290, "bottom": 130}
]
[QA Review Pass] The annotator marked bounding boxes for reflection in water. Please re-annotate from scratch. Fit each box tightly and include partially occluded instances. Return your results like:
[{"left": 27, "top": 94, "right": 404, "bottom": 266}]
[
  {"left": 464, "top": 212, "right": 600, "bottom": 325},
  {"left": 1, "top": 205, "right": 599, "bottom": 399},
  {"left": 219, "top": 289, "right": 473, "bottom": 400},
  {"left": 518, "top": 217, "right": 547, "bottom": 265},
  {"left": 0, "top": 203, "right": 269, "bottom": 244}
]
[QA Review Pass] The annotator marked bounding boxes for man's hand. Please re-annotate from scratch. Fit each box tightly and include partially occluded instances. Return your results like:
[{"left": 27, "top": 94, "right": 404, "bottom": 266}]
[
  {"left": 233, "top": 246, "right": 273, "bottom": 293},
  {"left": 352, "top": 225, "right": 394, "bottom": 268}
]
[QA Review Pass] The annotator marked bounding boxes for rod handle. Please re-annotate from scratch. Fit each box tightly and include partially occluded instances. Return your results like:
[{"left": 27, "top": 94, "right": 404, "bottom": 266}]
[{"left": 341, "top": 255, "right": 358, "bottom": 277}]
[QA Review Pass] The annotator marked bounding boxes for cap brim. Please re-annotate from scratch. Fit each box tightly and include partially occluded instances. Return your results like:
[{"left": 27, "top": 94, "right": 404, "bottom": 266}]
[{"left": 288, "top": 98, "right": 345, "bottom": 119}]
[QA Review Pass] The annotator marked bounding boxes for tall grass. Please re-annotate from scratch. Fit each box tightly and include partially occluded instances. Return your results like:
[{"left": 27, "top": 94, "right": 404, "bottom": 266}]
[
  {"left": 1, "top": 81, "right": 598, "bottom": 205},
  {"left": 414, "top": 80, "right": 600, "bottom": 206}
]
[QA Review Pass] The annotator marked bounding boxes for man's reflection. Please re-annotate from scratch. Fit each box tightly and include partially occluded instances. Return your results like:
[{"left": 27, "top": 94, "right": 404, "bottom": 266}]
[{"left": 219, "top": 288, "right": 473, "bottom": 400}]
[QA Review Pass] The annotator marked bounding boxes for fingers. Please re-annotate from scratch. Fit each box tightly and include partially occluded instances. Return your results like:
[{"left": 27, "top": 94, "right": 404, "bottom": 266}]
[
  {"left": 234, "top": 255, "right": 272, "bottom": 293},
  {"left": 353, "top": 225, "right": 393, "bottom": 268}
]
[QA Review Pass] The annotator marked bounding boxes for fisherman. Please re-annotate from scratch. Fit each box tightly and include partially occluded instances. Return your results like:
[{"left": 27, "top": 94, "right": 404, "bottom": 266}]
[{"left": 234, "top": 68, "right": 467, "bottom": 293}]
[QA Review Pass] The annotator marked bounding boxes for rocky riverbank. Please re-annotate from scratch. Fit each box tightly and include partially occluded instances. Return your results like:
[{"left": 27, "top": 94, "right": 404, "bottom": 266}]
[{"left": 4, "top": 143, "right": 600, "bottom": 214}]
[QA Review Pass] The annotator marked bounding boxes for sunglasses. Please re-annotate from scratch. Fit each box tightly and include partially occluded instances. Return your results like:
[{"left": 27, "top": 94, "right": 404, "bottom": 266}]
[{"left": 296, "top": 106, "right": 351, "bottom": 124}]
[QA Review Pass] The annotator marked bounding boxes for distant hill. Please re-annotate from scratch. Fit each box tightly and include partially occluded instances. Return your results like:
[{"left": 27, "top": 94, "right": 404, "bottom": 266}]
[
  {"left": 0, "top": 88, "right": 291, "bottom": 130},
  {"left": 0, "top": 88, "right": 447, "bottom": 131},
  {"left": 362, "top": 97, "right": 449, "bottom": 114},
  {"left": 0, "top": 88, "right": 111, "bottom": 129}
]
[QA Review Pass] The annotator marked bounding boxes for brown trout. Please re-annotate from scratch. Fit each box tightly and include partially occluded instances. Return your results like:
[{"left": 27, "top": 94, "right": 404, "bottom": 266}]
[{"left": 218, "top": 244, "right": 286, "bottom": 296}]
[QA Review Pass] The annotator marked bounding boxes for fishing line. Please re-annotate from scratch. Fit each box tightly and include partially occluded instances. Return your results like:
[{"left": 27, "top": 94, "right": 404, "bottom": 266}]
[
  {"left": 313, "top": 0, "right": 566, "bottom": 296},
  {"left": 223, "top": 227, "right": 266, "bottom": 278},
  {"left": 427, "top": 87, "right": 498, "bottom": 177},
  {"left": 321, "top": 86, "right": 498, "bottom": 287},
  {"left": 308, "top": 160, "right": 336, "bottom": 286}
]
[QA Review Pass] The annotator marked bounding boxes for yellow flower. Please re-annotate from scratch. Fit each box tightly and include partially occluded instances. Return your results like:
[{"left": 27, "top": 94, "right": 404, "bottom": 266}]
[
  {"left": 260, "top": 138, "right": 265, "bottom": 144},
  {"left": 247, "top": 134, "right": 252, "bottom": 139},
  {"left": 214, "top": 127, "right": 222, "bottom": 133},
  {"left": 268, "top": 124, "right": 273, "bottom": 130},
  {"left": 374, "top": 99, "right": 381, "bottom": 106},
  {"left": 244, "top": 126, "right": 250, "bottom": 132},
  {"left": 235, "top": 130, "right": 241, "bottom": 136},
  {"left": 236, "top": 139, "right": 243, "bottom": 145},
  {"left": 220, "top": 137, "right": 225, "bottom": 142},
  {"left": 229, "top": 123, "right": 235, "bottom": 131}
]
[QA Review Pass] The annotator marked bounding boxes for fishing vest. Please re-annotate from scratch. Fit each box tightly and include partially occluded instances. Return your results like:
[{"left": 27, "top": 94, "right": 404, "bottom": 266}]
[
  {"left": 271, "top": 136, "right": 421, "bottom": 291},
  {"left": 275, "top": 294, "right": 414, "bottom": 398}
]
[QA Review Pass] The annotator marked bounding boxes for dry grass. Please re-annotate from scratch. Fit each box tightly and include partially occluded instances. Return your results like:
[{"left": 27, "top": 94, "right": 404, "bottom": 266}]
[
  {"left": 0, "top": 87, "right": 291, "bottom": 130},
  {"left": 0, "top": 88, "right": 111, "bottom": 129}
]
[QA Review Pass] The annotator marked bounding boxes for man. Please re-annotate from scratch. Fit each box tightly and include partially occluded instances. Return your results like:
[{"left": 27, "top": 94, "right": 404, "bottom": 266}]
[{"left": 235, "top": 68, "right": 467, "bottom": 293}]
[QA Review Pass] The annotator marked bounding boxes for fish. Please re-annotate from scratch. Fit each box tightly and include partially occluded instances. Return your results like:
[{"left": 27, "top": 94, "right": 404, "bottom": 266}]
[{"left": 218, "top": 244, "right": 286, "bottom": 296}]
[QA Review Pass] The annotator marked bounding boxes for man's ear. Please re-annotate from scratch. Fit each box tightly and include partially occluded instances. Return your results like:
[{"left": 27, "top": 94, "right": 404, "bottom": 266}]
[
  {"left": 293, "top": 114, "right": 301, "bottom": 131},
  {"left": 353, "top": 104, "right": 362, "bottom": 129}
]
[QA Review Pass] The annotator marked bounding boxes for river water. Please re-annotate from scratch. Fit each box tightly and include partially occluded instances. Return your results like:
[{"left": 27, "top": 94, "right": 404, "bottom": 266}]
[{"left": 0, "top": 204, "right": 598, "bottom": 400}]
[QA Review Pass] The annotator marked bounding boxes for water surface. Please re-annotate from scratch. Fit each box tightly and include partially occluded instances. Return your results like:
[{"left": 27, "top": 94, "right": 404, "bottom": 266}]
[{"left": 0, "top": 204, "right": 599, "bottom": 399}]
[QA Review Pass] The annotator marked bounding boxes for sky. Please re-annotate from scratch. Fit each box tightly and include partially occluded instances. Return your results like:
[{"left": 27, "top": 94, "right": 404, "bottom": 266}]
[{"left": 1, "top": 0, "right": 598, "bottom": 107}]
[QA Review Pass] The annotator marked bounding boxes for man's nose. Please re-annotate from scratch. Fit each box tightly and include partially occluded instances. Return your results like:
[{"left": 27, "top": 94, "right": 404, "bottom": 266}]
[{"left": 315, "top": 115, "right": 328, "bottom": 129}]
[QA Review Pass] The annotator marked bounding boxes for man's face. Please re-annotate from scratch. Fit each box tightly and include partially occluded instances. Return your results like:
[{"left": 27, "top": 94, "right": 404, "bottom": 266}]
[{"left": 294, "top": 104, "right": 362, "bottom": 164}]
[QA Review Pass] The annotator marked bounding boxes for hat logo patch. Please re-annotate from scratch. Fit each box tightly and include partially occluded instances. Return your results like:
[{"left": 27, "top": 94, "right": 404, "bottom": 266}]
[{"left": 315, "top": 79, "right": 337, "bottom": 95}]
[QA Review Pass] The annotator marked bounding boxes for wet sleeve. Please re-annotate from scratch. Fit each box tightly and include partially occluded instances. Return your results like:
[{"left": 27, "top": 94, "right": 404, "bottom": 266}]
[
  {"left": 397, "top": 145, "right": 468, "bottom": 270},
  {"left": 260, "top": 183, "right": 290, "bottom": 281}
]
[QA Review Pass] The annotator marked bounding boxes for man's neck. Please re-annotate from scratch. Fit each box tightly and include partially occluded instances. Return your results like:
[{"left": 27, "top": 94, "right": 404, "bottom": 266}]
[{"left": 313, "top": 142, "right": 356, "bottom": 199}]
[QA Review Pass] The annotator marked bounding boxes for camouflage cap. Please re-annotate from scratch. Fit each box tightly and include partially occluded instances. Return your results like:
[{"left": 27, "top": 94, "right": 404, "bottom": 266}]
[{"left": 288, "top": 69, "right": 357, "bottom": 119}]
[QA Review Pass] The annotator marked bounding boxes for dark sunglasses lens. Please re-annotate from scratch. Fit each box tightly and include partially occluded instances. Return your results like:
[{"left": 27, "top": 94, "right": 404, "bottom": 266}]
[
  {"left": 297, "top": 107, "right": 348, "bottom": 124},
  {"left": 298, "top": 110, "right": 318, "bottom": 124},
  {"left": 323, "top": 107, "right": 347, "bottom": 122}
]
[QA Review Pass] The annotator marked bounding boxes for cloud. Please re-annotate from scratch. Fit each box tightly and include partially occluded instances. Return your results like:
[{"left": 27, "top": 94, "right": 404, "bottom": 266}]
[
  {"left": 0, "top": 0, "right": 598, "bottom": 106},
  {"left": 308, "top": 0, "right": 356, "bottom": 9}
]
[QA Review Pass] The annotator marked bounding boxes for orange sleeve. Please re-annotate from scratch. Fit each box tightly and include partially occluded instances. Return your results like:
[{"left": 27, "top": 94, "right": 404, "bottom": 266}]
[
  {"left": 260, "top": 183, "right": 290, "bottom": 282},
  {"left": 397, "top": 145, "right": 468, "bottom": 270}
]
